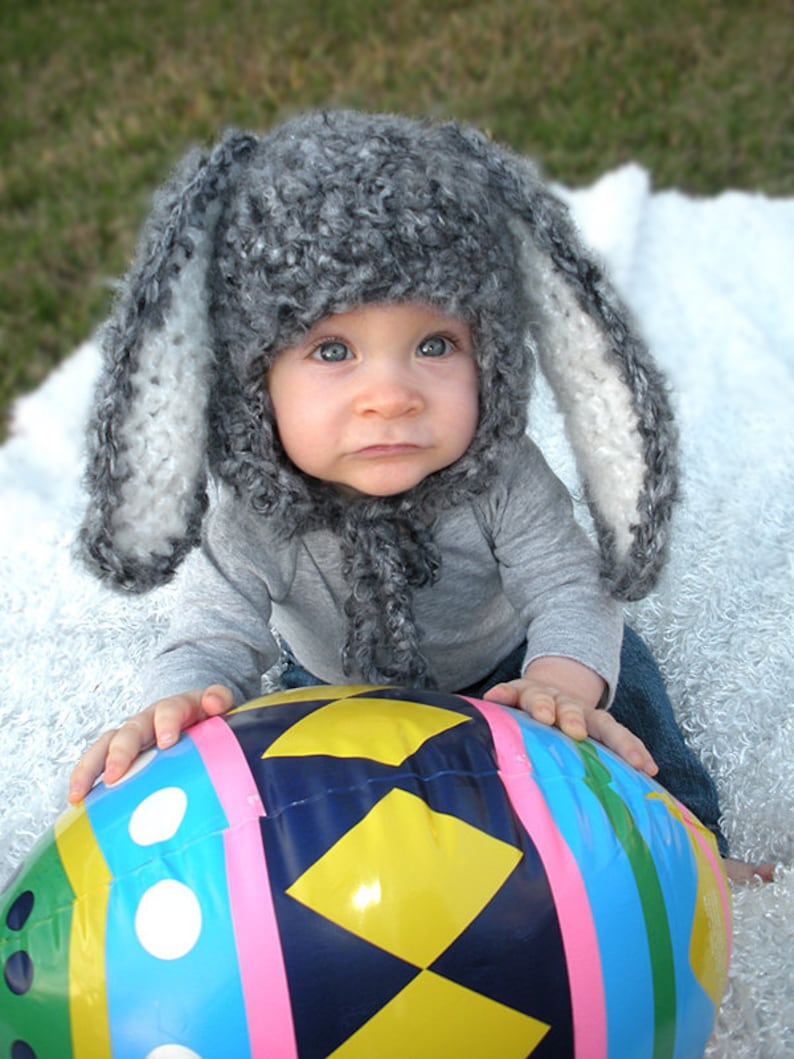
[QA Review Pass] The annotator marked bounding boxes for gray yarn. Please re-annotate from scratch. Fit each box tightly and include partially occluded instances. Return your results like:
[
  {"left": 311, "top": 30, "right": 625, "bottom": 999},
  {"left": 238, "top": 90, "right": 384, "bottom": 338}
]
[
  {"left": 79, "top": 109, "right": 678, "bottom": 685},
  {"left": 80, "top": 131, "right": 259, "bottom": 590},
  {"left": 339, "top": 511, "right": 440, "bottom": 686}
]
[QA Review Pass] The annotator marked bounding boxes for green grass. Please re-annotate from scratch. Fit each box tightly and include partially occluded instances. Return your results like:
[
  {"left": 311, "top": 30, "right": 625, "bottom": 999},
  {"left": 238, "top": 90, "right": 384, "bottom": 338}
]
[{"left": 2, "top": 0, "right": 792, "bottom": 437}]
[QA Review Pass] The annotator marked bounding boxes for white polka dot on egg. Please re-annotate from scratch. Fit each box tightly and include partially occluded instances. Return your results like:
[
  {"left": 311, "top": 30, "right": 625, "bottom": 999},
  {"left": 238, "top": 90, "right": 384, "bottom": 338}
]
[
  {"left": 134, "top": 879, "right": 202, "bottom": 960},
  {"left": 145, "top": 1046, "right": 204, "bottom": 1059},
  {"left": 129, "top": 787, "right": 188, "bottom": 846}
]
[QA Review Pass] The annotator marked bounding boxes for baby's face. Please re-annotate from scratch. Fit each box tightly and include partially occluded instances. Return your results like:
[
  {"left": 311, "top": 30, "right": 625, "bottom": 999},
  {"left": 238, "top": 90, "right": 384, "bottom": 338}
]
[{"left": 267, "top": 303, "right": 479, "bottom": 497}]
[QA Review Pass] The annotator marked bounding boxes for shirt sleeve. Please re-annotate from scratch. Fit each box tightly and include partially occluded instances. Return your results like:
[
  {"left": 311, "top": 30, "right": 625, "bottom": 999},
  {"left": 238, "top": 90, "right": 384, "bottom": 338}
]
[
  {"left": 140, "top": 499, "right": 285, "bottom": 706},
  {"left": 485, "top": 438, "right": 624, "bottom": 705}
]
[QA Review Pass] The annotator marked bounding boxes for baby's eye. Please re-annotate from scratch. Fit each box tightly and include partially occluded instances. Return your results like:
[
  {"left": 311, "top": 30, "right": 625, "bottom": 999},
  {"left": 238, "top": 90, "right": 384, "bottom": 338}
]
[
  {"left": 312, "top": 340, "right": 352, "bottom": 363},
  {"left": 417, "top": 334, "right": 453, "bottom": 358}
]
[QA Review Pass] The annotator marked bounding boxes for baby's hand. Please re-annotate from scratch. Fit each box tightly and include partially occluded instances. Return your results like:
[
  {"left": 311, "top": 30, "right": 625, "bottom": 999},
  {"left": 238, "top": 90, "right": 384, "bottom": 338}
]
[
  {"left": 483, "top": 657, "right": 658, "bottom": 778},
  {"left": 67, "top": 685, "right": 234, "bottom": 804}
]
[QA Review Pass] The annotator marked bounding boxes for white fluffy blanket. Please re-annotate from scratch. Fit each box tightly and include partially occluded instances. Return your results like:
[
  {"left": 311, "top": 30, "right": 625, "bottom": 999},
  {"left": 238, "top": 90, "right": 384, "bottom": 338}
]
[{"left": 2, "top": 165, "right": 792, "bottom": 1056}]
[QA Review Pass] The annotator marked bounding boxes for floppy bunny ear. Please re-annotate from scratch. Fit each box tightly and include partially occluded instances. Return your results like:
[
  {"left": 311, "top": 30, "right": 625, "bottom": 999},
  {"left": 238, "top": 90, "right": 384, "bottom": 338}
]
[
  {"left": 451, "top": 127, "right": 677, "bottom": 600},
  {"left": 79, "top": 131, "right": 258, "bottom": 591},
  {"left": 516, "top": 192, "right": 678, "bottom": 600}
]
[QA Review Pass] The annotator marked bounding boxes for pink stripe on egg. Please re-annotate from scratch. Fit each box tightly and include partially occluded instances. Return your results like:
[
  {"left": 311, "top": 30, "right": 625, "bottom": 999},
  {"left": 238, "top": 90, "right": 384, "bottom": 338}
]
[
  {"left": 467, "top": 699, "right": 607, "bottom": 1059},
  {"left": 191, "top": 717, "right": 298, "bottom": 1059}
]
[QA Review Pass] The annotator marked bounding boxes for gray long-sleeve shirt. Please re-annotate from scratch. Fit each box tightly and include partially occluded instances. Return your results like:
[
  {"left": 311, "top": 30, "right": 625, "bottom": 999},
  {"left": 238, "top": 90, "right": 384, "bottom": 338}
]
[{"left": 142, "top": 436, "right": 623, "bottom": 705}]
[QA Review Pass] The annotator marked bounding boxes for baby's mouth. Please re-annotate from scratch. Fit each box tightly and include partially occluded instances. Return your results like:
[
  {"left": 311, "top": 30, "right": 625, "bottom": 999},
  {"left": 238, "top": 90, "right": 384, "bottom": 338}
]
[{"left": 354, "top": 443, "right": 423, "bottom": 456}]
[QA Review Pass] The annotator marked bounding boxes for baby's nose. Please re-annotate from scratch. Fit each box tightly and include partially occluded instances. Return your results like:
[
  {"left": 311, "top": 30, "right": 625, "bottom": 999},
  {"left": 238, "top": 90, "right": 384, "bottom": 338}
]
[{"left": 353, "top": 366, "right": 423, "bottom": 418}]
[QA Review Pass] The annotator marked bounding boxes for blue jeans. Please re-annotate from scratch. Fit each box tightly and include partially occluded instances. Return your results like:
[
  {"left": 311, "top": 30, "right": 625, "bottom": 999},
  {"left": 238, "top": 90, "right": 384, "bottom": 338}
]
[{"left": 281, "top": 626, "right": 728, "bottom": 855}]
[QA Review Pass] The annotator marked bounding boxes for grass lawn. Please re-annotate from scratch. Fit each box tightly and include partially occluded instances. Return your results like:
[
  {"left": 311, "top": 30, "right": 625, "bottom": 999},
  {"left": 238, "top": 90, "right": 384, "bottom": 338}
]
[{"left": 2, "top": 0, "right": 792, "bottom": 436}]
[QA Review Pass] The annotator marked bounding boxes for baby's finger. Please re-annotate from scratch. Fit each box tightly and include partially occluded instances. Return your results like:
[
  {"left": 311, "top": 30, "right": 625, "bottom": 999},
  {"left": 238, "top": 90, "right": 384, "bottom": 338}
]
[
  {"left": 514, "top": 686, "right": 557, "bottom": 726},
  {"left": 482, "top": 682, "right": 521, "bottom": 708},
  {"left": 150, "top": 693, "right": 202, "bottom": 751},
  {"left": 586, "top": 709, "right": 658, "bottom": 776},
  {"left": 553, "top": 698, "right": 589, "bottom": 741},
  {"left": 103, "top": 714, "right": 156, "bottom": 782},
  {"left": 68, "top": 714, "right": 154, "bottom": 802},
  {"left": 67, "top": 729, "right": 116, "bottom": 803},
  {"left": 201, "top": 685, "right": 235, "bottom": 716}
]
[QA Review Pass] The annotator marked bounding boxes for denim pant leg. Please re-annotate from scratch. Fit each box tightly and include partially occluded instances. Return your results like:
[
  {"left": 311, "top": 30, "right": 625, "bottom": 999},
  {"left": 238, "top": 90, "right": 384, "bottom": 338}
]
[
  {"left": 611, "top": 627, "right": 728, "bottom": 856},
  {"left": 280, "top": 648, "right": 326, "bottom": 689}
]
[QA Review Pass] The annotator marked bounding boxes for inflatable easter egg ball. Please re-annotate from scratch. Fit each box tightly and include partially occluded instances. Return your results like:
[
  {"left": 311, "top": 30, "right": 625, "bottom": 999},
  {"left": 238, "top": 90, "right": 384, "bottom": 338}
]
[{"left": 2, "top": 686, "right": 731, "bottom": 1059}]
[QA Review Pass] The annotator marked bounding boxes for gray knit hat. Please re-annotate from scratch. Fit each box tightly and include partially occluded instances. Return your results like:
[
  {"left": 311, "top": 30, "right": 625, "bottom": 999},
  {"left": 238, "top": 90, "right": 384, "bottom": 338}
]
[{"left": 80, "top": 110, "right": 677, "bottom": 683}]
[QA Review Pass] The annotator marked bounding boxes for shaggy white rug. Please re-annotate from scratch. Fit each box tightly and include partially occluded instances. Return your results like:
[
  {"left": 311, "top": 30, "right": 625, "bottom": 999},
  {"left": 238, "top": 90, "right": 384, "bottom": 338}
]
[{"left": 1, "top": 164, "right": 792, "bottom": 1056}]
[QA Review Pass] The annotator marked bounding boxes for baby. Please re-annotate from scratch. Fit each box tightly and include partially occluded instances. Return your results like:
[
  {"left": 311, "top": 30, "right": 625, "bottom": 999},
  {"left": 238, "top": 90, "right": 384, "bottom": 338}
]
[{"left": 69, "top": 111, "right": 764, "bottom": 880}]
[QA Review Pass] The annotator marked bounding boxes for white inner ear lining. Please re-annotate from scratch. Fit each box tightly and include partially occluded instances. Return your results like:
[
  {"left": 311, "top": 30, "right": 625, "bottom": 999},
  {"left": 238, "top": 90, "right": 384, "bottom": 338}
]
[
  {"left": 521, "top": 244, "right": 645, "bottom": 561},
  {"left": 113, "top": 227, "right": 214, "bottom": 560}
]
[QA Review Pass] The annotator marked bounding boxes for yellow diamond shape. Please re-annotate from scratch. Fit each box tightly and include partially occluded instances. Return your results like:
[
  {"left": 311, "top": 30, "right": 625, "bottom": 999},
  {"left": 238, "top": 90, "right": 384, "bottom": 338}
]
[
  {"left": 262, "top": 696, "right": 470, "bottom": 766},
  {"left": 329, "top": 969, "right": 550, "bottom": 1058},
  {"left": 287, "top": 787, "right": 522, "bottom": 967},
  {"left": 232, "top": 686, "right": 382, "bottom": 714}
]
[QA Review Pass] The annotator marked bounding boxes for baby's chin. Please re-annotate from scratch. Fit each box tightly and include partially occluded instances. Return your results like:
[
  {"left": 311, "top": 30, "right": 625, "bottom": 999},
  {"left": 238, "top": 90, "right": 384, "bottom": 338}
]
[
  {"left": 325, "top": 467, "right": 436, "bottom": 500},
  {"left": 329, "top": 481, "right": 415, "bottom": 502}
]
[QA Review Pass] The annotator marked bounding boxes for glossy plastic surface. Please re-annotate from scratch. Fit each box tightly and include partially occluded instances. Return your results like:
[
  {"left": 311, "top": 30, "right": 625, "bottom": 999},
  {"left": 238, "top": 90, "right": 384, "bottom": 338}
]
[{"left": 1, "top": 686, "right": 730, "bottom": 1058}]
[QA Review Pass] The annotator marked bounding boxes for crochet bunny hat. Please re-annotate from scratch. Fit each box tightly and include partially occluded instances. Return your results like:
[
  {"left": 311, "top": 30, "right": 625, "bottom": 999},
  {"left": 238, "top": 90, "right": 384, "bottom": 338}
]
[{"left": 80, "top": 110, "right": 677, "bottom": 683}]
